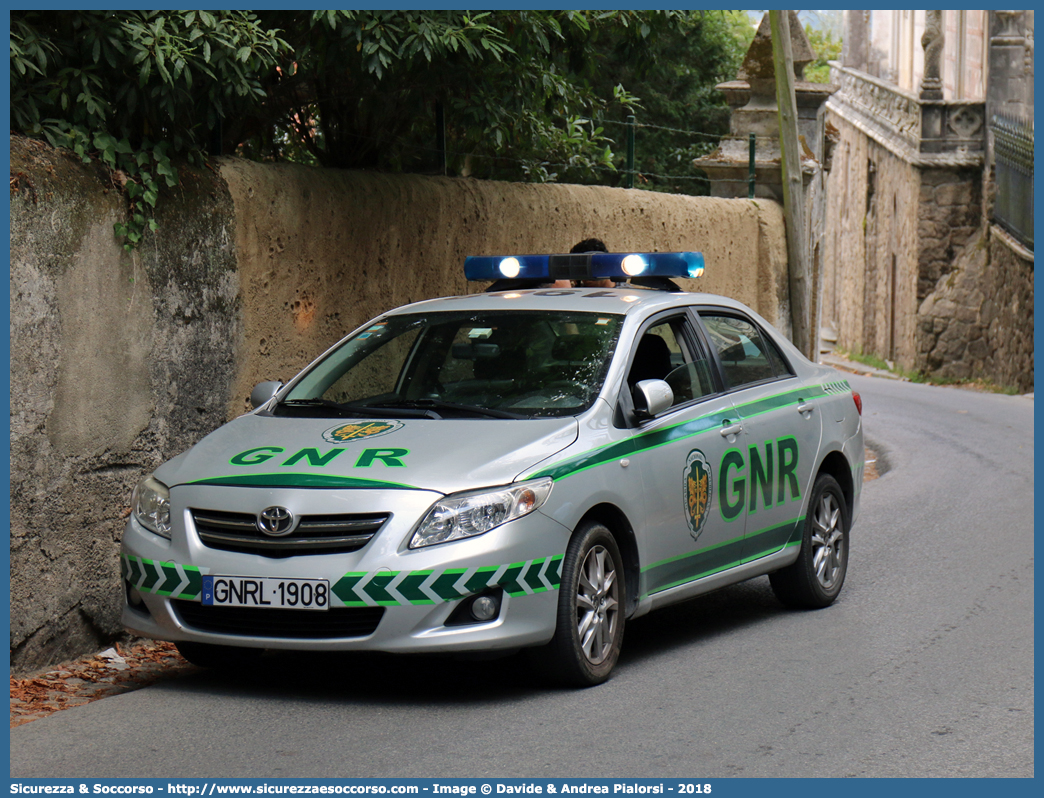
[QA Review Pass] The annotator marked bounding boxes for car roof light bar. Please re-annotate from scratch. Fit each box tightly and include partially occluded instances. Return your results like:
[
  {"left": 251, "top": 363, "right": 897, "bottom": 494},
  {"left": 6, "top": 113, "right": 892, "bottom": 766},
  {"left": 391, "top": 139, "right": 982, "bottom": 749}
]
[{"left": 464, "top": 252, "right": 706, "bottom": 283}]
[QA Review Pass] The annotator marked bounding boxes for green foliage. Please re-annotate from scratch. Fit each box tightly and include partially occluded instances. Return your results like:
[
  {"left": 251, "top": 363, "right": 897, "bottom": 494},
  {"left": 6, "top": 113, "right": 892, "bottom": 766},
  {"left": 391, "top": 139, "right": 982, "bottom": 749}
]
[
  {"left": 10, "top": 10, "right": 289, "bottom": 249},
  {"left": 803, "top": 25, "right": 842, "bottom": 84},
  {"left": 579, "top": 11, "right": 753, "bottom": 195},
  {"left": 11, "top": 9, "right": 756, "bottom": 244},
  {"left": 235, "top": 10, "right": 688, "bottom": 180},
  {"left": 231, "top": 10, "right": 755, "bottom": 186}
]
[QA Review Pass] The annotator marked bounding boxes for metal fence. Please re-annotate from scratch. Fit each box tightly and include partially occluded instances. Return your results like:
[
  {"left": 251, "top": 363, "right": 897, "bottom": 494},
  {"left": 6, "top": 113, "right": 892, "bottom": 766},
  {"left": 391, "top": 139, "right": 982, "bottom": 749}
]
[{"left": 991, "top": 113, "right": 1034, "bottom": 251}]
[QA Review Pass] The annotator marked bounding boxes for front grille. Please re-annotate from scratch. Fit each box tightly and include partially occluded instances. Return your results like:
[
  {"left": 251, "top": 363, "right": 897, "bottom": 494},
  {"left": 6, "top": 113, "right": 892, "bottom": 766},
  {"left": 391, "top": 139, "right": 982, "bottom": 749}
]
[
  {"left": 191, "top": 509, "right": 389, "bottom": 558},
  {"left": 172, "top": 600, "right": 385, "bottom": 639}
]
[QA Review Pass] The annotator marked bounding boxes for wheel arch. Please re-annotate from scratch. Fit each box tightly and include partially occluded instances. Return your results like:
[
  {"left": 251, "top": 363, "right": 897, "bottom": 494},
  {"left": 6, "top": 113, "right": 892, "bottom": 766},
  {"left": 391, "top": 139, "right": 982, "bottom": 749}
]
[
  {"left": 577, "top": 503, "right": 640, "bottom": 617},
  {"left": 815, "top": 449, "right": 854, "bottom": 527}
]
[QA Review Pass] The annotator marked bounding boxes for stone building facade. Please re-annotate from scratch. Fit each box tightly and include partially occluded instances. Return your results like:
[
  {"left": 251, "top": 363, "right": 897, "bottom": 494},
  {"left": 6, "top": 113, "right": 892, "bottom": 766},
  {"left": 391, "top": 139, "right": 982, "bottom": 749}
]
[{"left": 823, "top": 10, "right": 1033, "bottom": 390}]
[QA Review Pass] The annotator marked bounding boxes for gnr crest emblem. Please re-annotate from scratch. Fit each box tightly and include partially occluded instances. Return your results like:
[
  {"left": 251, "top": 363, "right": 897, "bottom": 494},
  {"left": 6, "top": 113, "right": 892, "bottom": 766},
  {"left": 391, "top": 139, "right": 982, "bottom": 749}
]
[
  {"left": 684, "top": 449, "right": 712, "bottom": 541},
  {"left": 322, "top": 420, "right": 404, "bottom": 445}
]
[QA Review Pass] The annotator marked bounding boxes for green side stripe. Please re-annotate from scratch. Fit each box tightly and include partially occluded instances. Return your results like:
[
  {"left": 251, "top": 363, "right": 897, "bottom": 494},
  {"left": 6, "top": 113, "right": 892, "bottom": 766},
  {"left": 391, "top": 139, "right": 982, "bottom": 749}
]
[
  {"left": 742, "top": 518, "right": 803, "bottom": 557},
  {"left": 641, "top": 517, "right": 803, "bottom": 598},
  {"left": 187, "top": 473, "right": 418, "bottom": 490},
  {"left": 531, "top": 438, "right": 638, "bottom": 482},
  {"left": 733, "top": 387, "right": 808, "bottom": 421},
  {"left": 527, "top": 384, "right": 818, "bottom": 483}
]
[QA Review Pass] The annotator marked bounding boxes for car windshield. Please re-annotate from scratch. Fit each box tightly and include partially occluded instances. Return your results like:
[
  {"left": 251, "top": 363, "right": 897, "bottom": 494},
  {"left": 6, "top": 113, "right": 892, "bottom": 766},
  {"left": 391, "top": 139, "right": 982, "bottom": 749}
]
[{"left": 275, "top": 310, "right": 624, "bottom": 420}]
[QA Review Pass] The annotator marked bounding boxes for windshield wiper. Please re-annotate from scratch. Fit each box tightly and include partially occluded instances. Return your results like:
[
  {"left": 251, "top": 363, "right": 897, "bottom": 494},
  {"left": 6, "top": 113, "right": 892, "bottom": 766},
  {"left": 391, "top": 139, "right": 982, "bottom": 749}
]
[
  {"left": 373, "top": 398, "right": 524, "bottom": 420},
  {"left": 278, "top": 399, "right": 367, "bottom": 417},
  {"left": 281, "top": 398, "right": 440, "bottom": 419}
]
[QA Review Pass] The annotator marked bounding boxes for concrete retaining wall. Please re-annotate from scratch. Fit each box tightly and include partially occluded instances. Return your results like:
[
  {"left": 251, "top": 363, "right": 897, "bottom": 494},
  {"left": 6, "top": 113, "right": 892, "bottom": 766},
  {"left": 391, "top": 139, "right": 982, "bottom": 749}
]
[{"left": 9, "top": 135, "right": 788, "bottom": 672}]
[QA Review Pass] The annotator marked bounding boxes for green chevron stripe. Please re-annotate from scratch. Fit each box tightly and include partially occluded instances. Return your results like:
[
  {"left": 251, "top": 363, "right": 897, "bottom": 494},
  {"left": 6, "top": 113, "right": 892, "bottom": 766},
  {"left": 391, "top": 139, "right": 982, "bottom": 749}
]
[
  {"left": 363, "top": 572, "right": 401, "bottom": 605},
  {"left": 188, "top": 474, "right": 418, "bottom": 490},
  {"left": 465, "top": 566, "right": 501, "bottom": 594},
  {"left": 179, "top": 568, "right": 203, "bottom": 598},
  {"left": 122, "top": 554, "right": 566, "bottom": 608},
  {"left": 154, "top": 563, "right": 180, "bottom": 595},
  {"left": 545, "top": 555, "right": 563, "bottom": 587},
  {"left": 332, "top": 572, "right": 368, "bottom": 606},
  {"left": 431, "top": 569, "right": 468, "bottom": 600},
  {"left": 523, "top": 561, "right": 547, "bottom": 593},
  {"left": 121, "top": 555, "right": 203, "bottom": 599},
  {"left": 498, "top": 563, "right": 527, "bottom": 596},
  {"left": 397, "top": 571, "right": 435, "bottom": 605}
]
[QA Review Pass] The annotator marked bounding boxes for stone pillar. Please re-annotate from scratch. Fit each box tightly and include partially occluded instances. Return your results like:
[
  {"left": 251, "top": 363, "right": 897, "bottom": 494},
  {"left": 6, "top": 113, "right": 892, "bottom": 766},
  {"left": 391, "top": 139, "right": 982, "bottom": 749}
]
[
  {"left": 989, "top": 11, "right": 1034, "bottom": 118},
  {"left": 693, "top": 12, "right": 829, "bottom": 200},
  {"left": 920, "top": 11, "right": 945, "bottom": 100},
  {"left": 842, "top": 10, "right": 871, "bottom": 71}
]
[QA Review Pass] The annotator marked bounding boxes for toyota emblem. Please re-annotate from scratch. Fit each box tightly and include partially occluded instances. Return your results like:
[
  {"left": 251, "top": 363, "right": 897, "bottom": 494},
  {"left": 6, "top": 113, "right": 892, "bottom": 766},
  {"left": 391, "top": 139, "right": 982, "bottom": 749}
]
[{"left": 257, "top": 506, "right": 295, "bottom": 537}]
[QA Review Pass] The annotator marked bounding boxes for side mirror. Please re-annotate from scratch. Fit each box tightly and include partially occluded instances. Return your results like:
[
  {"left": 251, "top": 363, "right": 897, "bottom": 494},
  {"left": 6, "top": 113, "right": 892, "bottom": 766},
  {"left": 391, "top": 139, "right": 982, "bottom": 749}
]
[
  {"left": 633, "top": 379, "right": 674, "bottom": 419},
  {"left": 250, "top": 380, "right": 283, "bottom": 409}
]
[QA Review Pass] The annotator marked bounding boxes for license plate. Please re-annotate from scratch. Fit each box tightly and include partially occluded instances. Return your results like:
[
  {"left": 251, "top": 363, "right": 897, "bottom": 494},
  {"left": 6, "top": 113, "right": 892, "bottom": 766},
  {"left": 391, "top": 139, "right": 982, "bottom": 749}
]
[{"left": 201, "top": 575, "right": 330, "bottom": 611}]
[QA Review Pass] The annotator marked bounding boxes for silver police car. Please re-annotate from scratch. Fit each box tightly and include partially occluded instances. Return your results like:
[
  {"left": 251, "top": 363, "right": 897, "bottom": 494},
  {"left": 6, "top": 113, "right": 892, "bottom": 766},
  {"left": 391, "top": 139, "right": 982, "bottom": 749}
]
[{"left": 122, "top": 251, "right": 864, "bottom": 686}]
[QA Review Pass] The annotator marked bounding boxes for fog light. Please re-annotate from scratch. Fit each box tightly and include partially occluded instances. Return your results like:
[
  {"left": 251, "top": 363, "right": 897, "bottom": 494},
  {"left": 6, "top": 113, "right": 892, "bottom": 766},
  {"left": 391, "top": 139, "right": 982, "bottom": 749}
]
[
  {"left": 125, "top": 580, "right": 146, "bottom": 610},
  {"left": 471, "top": 595, "right": 499, "bottom": 621}
]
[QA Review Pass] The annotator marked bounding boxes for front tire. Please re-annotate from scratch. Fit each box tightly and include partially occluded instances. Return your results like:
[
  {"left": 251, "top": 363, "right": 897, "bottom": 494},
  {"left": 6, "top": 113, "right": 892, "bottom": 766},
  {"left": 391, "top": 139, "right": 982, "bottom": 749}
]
[
  {"left": 770, "top": 474, "right": 849, "bottom": 608},
  {"left": 536, "top": 522, "right": 625, "bottom": 687}
]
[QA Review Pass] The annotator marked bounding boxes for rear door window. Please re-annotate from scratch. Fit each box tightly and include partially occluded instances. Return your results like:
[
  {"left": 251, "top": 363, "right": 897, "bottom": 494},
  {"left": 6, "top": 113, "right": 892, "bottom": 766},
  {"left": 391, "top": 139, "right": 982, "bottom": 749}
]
[{"left": 698, "top": 313, "right": 792, "bottom": 391}]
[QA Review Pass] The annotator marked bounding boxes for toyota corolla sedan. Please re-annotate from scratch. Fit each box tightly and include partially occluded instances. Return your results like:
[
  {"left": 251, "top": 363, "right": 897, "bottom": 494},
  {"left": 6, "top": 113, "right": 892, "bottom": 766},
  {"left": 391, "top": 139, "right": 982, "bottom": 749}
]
[{"left": 122, "top": 251, "right": 863, "bottom": 686}]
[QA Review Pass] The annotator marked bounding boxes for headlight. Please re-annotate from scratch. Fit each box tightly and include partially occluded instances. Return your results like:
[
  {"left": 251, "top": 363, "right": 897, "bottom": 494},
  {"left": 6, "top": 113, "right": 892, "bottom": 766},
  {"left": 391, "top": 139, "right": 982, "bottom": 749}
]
[
  {"left": 131, "top": 475, "right": 171, "bottom": 539},
  {"left": 409, "top": 478, "right": 553, "bottom": 549}
]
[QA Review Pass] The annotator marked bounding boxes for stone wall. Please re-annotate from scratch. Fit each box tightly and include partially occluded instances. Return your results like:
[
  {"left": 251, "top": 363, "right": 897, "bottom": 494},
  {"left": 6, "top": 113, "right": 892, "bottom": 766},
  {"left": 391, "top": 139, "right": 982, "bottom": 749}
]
[
  {"left": 218, "top": 160, "right": 792, "bottom": 417},
  {"left": 820, "top": 107, "right": 1029, "bottom": 391},
  {"left": 822, "top": 119, "right": 924, "bottom": 367},
  {"left": 9, "top": 137, "right": 789, "bottom": 672},
  {"left": 10, "top": 136, "right": 240, "bottom": 671},
  {"left": 823, "top": 17, "right": 1033, "bottom": 392},
  {"left": 918, "top": 227, "right": 1034, "bottom": 391}
]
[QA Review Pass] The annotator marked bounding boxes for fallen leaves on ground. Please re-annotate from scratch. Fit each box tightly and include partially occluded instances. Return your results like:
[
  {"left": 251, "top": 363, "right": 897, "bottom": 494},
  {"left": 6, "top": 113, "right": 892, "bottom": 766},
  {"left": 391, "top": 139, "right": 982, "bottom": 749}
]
[{"left": 10, "top": 640, "right": 196, "bottom": 728}]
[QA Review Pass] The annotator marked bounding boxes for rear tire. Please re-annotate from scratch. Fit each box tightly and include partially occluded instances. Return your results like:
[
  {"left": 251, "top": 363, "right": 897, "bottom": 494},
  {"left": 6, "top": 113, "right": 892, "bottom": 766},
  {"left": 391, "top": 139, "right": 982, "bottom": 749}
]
[
  {"left": 175, "top": 641, "right": 262, "bottom": 670},
  {"left": 770, "top": 474, "right": 849, "bottom": 608},
  {"left": 534, "top": 521, "right": 625, "bottom": 687}
]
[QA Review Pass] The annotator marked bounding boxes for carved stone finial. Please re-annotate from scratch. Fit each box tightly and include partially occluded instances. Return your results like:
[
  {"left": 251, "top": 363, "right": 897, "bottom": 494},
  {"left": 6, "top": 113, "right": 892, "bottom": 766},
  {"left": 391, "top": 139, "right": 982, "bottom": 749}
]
[
  {"left": 920, "top": 10, "right": 945, "bottom": 100},
  {"left": 738, "top": 12, "right": 816, "bottom": 82}
]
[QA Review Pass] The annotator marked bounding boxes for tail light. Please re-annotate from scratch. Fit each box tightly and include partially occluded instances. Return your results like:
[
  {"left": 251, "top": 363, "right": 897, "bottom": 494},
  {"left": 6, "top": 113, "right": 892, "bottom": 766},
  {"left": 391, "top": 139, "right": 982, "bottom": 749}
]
[{"left": 852, "top": 391, "right": 863, "bottom": 415}]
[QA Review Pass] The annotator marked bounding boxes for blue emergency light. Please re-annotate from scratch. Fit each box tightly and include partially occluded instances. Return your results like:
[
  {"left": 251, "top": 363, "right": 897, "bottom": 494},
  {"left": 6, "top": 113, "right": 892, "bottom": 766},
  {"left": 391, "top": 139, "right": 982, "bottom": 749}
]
[{"left": 464, "top": 251, "right": 706, "bottom": 283}]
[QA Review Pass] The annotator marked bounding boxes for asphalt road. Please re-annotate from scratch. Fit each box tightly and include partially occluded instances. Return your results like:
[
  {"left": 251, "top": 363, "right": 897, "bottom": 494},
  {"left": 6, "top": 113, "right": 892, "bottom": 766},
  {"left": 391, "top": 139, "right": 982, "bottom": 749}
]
[{"left": 10, "top": 375, "right": 1034, "bottom": 778}]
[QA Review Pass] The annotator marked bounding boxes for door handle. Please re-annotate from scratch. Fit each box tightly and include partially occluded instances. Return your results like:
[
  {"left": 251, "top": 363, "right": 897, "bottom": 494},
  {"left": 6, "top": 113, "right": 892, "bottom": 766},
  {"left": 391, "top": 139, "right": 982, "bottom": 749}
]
[
  {"left": 796, "top": 402, "right": 813, "bottom": 414},
  {"left": 720, "top": 423, "right": 743, "bottom": 437}
]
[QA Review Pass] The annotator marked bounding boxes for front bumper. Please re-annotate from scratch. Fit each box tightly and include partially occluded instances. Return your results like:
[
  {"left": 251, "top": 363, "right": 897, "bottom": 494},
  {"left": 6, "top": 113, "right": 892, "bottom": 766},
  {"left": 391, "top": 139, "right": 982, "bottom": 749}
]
[{"left": 120, "top": 484, "right": 570, "bottom": 653}]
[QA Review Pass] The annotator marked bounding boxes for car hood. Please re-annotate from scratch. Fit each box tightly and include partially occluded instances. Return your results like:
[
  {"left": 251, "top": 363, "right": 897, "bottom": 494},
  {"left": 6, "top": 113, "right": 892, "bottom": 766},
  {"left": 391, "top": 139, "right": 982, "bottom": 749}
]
[{"left": 156, "top": 413, "right": 579, "bottom": 496}]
